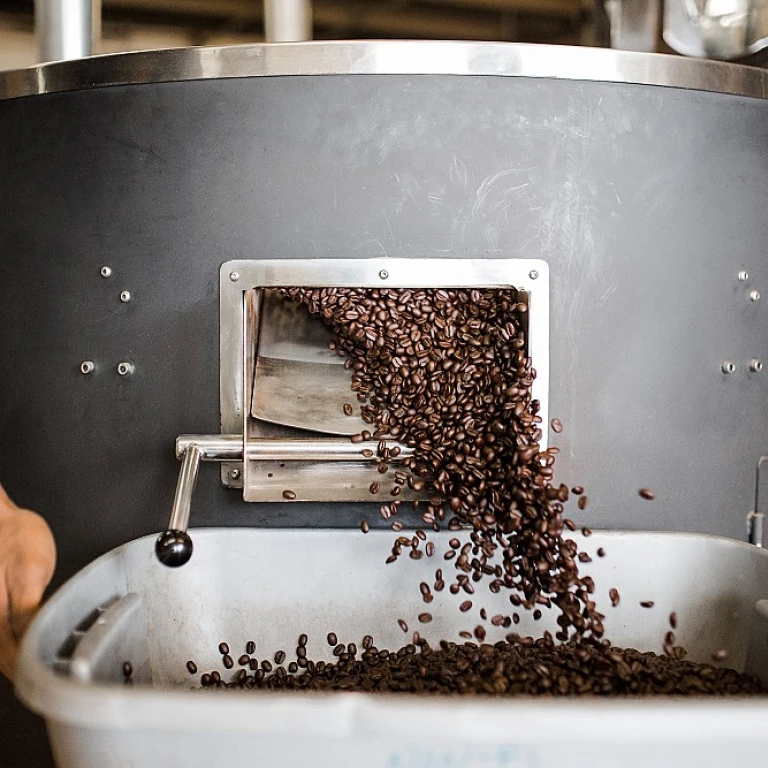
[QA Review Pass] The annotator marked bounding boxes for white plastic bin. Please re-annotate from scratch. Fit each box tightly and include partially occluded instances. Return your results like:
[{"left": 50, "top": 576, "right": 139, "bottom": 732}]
[{"left": 16, "top": 529, "right": 768, "bottom": 768}]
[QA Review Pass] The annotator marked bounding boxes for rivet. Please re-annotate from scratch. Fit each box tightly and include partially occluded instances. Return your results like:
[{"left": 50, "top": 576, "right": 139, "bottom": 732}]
[
  {"left": 79, "top": 361, "right": 95, "bottom": 375},
  {"left": 749, "top": 289, "right": 761, "bottom": 302},
  {"left": 117, "top": 361, "right": 134, "bottom": 376},
  {"left": 379, "top": 270, "right": 389, "bottom": 280},
  {"left": 529, "top": 270, "right": 539, "bottom": 280},
  {"left": 750, "top": 359, "right": 763, "bottom": 373},
  {"left": 229, "top": 468, "right": 241, "bottom": 480},
  {"left": 722, "top": 361, "right": 737, "bottom": 374},
  {"left": 229, "top": 272, "right": 240, "bottom": 282},
  {"left": 120, "top": 290, "right": 131, "bottom": 303},
  {"left": 738, "top": 271, "right": 749, "bottom": 282},
  {"left": 100, "top": 266, "right": 113, "bottom": 278}
]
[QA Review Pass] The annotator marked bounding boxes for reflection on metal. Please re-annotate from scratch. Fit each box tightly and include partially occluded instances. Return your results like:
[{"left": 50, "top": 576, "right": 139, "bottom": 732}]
[
  {"left": 35, "top": 0, "right": 93, "bottom": 62},
  {"left": 2, "top": 41, "right": 768, "bottom": 102},
  {"left": 604, "top": 0, "right": 660, "bottom": 52},
  {"left": 664, "top": 0, "right": 768, "bottom": 59},
  {"left": 264, "top": 0, "right": 312, "bottom": 42}
]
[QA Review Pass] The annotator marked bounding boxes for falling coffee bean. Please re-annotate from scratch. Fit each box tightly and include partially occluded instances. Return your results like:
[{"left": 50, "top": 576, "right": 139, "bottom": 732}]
[{"left": 282, "top": 490, "right": 297, "bottom": 500}]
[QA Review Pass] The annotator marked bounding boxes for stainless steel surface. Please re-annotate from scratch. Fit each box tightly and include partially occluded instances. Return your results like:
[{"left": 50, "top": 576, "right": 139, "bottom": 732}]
[
  {"left": 35, "top": 0, "right": 93, "bottom": 63},
  {"left": 252, "top": 291, "right": 369, "bottom": 436},
  {"left": 605, "top": 0, "right": 660, "bottom": 51},
  {"left": 220, "top": 258, "right": 549, "bottom": 501},
  {"left": 264, "top": 0, "right": 312, "bottom": 43},
  {"left": 175, "top": 433, "right": 413, "bottom": 463},
  {"left": 2, "top": 41, "right": 768, "bottom": 102},
  {"left": 665, "top": 0, "right": 768, "bottom": 59},
  {"left": 168, "top": 444, "right": 201, "bottom": 532}
]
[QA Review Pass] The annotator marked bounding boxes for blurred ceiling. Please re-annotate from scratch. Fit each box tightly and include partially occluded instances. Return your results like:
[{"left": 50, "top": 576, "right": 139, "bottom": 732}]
[{"left": 0, "top": 0, "right": 595, "bottom": 47}]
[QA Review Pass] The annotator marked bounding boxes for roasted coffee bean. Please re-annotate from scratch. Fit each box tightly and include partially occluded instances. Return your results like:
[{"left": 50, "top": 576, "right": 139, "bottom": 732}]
[
  {"left": 378, "top": 463, "right": 389, "bottom": 474},
  {"left": 398, "top": 619, "right": 409, "bottom": 633},
  {"left": 582, "top": 527, "right": 592, "bottom": 537},
  {"left": 278, "top": 287, "right": 643, "bottom": 649},
  {"left": 578, "top": 496, "right": 588, "bottom": 510},
  {"left": 274, "top": 651, "right": 286, "bottom": 665},
  {"left": 418, "top": 613, "right": 433, "bottom": 624},
  {"left": 282, "top": 490, "right": 297, "bottom": 500},
  {"left": 571, "top": 486, "right": 584, "bottom": 495},
  {"left": 186, "top": 660, "right": 197, "bottom": 674},
  {"left": 712, "top": 649, "right": 728, "bottom": 662},
  {"left": 246, "top": 641, "right": 256, "bottom": 655},
  {"left": 327, "top": 632, "right": 338, "bottom": 646},
  {"left": 609, "top": 589, "right": 620, "bottom": 607},
  {"left": 638, "top": 488, "right": 655, "bottom": 500},
  {"left": 369, "top": 482, "right": 380, "bottom": 494},
  {"left": 360, "top": 520, "right": 370, "bottom": 533},
  {"left": 474, "top": 626, "right": 486, "bottom": 641},
  {"left": 670, "top": 612, "right": 678, "bottom": 629},
  {"left": 238, "top": 655, "right": 250, "bottom": 666},
  {"left": 200, "top": 673, "right": 211, "bottom": 686},
  {"left": 362, "top": 449, "right": 374, "bottom": 458},
  {"left": 362, "top": 635, "right": 373, "bottom": 649},
  {"left": 640, "top": 601, "right": 655, "bottom": 608},
  {"left": 459, "top": 600, "right": 472, "bottom": 613},
  {"left": 122, "top": 661, "right": 133, "bottom": 679},
  {"left": 221, "top": 655, "right": 233, "bottom": 669},
  {"left": 343, "top": 403, "right": 353, "bottom": 416},
  {"left": 350, "top": 434, "right": 364, "bottom": 444},
  {"left": 597, "top": 548, "right": 606, "bottom": 557},
  {"left": 288, "top": 662, "right": 298, "bottom": 674},
  {"left": 218, "top": 642, "right": 229, "bottom": 656},
  {"left": 550, "top": 418, "right": 564, "bottom": 433}
]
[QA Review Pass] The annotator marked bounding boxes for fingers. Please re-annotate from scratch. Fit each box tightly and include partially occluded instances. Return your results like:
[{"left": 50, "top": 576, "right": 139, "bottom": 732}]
[
  {"left": 8, "top": 559, "right": 52, "bottom": 642},
  {"left": 0, "top": 618, "right": 18, "bottom": 682}
]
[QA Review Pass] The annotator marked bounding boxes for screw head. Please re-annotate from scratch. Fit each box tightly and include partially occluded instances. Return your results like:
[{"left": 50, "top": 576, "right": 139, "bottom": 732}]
[
  {"left": 722, "top": 361, "right": 737, "bottom": 374},
  {"left": 229, "top": 272, "right": 240, "bottom": 282},
  {"left": 749, "top": 289, "right": 761, "bottom": 302},
  {"left": 120, "top": 290, "right": 131, "bottom": 303},
  {"left": 738, "top": 271, "right": 749, "bottom": 282},
  {"left": 229, "top": 468, "right": 241, "bottom": 480},
  {"left": 379, "top": 270, "right": 389, "bottom": 280},
  {"left": 117, "top": 361, "right": 134, "bottom": 376},
  {"left": 100, "top": 266, "right": 113, "bottom": 278},
  {"left": 750, "top": 359, "right": 763, "bottom": 373},
  {"left": 79, "top": 360, "right": 95, "bottom": 375},
  {"left": 529, "top": 270, "right": 539, "bottom": 280}
]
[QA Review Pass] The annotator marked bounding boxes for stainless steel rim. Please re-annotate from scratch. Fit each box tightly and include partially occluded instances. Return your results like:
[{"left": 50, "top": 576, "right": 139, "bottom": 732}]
[{"left": 1, "top": 40, "right": 767, "bottom": 101}]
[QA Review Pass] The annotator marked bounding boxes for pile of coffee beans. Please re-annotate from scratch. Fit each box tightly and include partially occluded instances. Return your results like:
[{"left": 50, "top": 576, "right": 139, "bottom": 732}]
[
  {"left": 279, "top": 286, "right": 603, "bottom": 643},
  {"left": 189, "top": 634, "right": 763, "bottom": 696}
]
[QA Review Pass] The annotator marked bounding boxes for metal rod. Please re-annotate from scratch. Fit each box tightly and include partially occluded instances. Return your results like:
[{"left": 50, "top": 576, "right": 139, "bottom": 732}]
[
  {"left": 168, "top": 444, "right": 202, "bottom": 532},
  {"left": 35, "top": 0, "right": 93, "bottom": 63},
  {"left": 264, "top": 0, "right": 312, "bottom": 42},
  {"left": 176, "top": 434, "right": 413, "bottom": 463}
]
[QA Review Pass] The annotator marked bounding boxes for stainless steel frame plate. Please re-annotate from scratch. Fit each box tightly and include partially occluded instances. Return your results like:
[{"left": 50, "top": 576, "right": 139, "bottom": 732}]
[
  {"left": 219, "top": 258, "right": 549, "bottom": 501},
  {"left": 1, "top": 41, "right": 767, "bottom": 102}
]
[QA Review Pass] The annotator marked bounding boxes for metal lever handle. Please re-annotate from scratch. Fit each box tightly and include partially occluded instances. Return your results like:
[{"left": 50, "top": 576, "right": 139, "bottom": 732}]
[
  {"left": 156, "top": 434, "right": 414, "bottom": 567},
  {"left": 155, "top": 444, "right": 202, "bottom": 568}
]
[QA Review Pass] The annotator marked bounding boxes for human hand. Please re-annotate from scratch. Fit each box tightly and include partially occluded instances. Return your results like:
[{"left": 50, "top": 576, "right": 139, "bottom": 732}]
[{"left": 0, "top": 484, "right": 56, "bottom": 681}]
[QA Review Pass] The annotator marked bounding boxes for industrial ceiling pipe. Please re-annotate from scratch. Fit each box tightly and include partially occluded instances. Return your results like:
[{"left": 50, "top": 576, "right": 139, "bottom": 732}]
[
  {"left": 264, "top": 0, "right": 312, "bottom": 42},
  {"left": 35, "top": 0, "right": 98, "bottom": 62}
]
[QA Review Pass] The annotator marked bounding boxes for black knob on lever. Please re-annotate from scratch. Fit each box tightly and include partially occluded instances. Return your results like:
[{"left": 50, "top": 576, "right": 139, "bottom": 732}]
[{"left": 155, "top": 530, "right": 194, "bottom": 567}]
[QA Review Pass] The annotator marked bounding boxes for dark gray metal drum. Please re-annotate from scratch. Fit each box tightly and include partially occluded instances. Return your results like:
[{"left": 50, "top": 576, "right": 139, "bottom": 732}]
[{"left": 1, "top": 41, "right": 767, "bottom": 765}]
